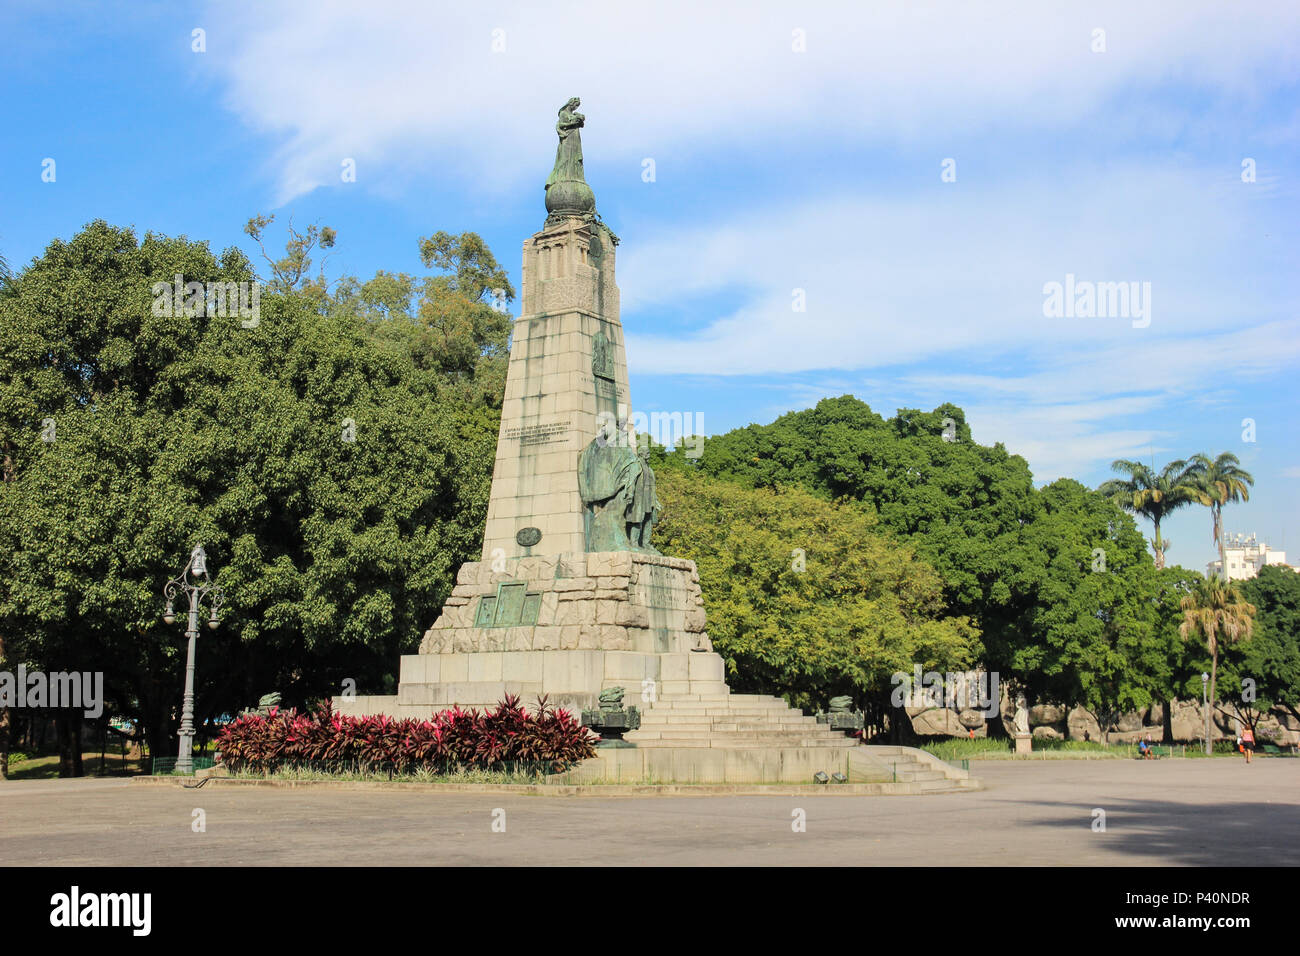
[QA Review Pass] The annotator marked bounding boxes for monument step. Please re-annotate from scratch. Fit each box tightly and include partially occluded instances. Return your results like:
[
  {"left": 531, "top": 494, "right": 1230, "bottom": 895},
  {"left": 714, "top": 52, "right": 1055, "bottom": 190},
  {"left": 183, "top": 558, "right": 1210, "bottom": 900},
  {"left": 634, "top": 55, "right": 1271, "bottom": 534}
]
[
  {"left": 652, "top": 695, "right": 736, "bottom": 704},
  {"left": 641, "top": 719, "right": 823, "bottom": 731},
  {"left": 648, "top": 703, "right": 796, "bottom": 714},
  {"left": 639, "top": 712, "right": 818, "bottom": 724},
  {"left": 626, "top": 733, "right": 842, "bottom": 749},
  {"left": 634, "top": 719, "right": 835, "bottom": 731},
  {"left": 632, "top": 724, "right": 713, "bottom": 734},
  {"left": 849, "top": 747, "right": 974, "bottom": 788},
  {"left": 649, "top": 699, "right": 798, "bottom": 709},
  {"left": 625, "top": 738, "right": 858, "bottom": 750},
  {"left": 626, "top": 730, "right": 856, "bottom": 744}
]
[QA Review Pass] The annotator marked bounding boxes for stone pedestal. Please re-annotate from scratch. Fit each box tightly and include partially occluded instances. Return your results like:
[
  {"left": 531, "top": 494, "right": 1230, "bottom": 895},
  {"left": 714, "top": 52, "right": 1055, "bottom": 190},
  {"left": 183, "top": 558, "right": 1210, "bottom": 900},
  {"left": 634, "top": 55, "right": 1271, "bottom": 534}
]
[
  {"left": 419, "top": 551, "right": 709, "bottom": 656},
  {"left": 340, "top": 646, "right": 728, "bottom": 720},
  {"left": 1014, "top": 733, "right": 1033, "bottom": 755},
  {"left": 339, "top": 548, "right": 719, "bottom": 719}
]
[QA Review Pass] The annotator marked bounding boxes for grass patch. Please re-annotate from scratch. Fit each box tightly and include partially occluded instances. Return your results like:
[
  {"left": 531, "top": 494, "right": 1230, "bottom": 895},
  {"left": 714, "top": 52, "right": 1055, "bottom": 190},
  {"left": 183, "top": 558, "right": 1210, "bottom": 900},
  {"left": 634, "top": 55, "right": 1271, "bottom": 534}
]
[
  {"left": 921, "top": 738, "right": 1013, "bottom": 762},
  {"left": 3, "top": 751, "right": 148, "bottom": 780},
  {"left": 920, "top": 737, "right": 1247, "bottom": 761}
]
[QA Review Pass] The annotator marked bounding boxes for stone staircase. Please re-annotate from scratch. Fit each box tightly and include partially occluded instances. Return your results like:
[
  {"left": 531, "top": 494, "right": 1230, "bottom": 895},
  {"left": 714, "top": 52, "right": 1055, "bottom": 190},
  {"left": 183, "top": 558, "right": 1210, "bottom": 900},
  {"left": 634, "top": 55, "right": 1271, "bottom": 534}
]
[
  {"left": 625, "top": 692, "right": 858, "bottom": 750},
  {"left": 848, "top": 745, "right": 979, "bottom": 792},
  {"left": 608, "top": 691, "right": 977, "bottom": 791}
]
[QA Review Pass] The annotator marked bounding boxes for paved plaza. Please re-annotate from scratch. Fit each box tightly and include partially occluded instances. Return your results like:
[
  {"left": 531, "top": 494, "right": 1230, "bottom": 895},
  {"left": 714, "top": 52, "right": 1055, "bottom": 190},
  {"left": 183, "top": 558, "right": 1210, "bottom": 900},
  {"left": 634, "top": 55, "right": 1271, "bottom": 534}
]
[{"left": 1, "top": 758, "right": 1296, "bottom": 866}]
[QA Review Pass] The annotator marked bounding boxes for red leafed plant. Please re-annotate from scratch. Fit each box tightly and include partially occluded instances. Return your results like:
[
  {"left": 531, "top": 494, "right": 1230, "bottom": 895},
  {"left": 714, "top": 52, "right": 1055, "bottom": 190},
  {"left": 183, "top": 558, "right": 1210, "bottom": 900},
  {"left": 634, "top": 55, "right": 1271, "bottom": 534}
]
[{"left": 216, "top": 695, "right": 599, "bottom": 776}]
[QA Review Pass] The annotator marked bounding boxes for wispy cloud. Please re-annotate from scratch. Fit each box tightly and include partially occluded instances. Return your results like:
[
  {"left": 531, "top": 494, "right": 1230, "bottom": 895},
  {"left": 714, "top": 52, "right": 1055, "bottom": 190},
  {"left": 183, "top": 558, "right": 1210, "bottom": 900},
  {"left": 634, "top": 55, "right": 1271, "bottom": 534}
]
[{"left": 203, "top": 0, "right": 1300, "bottom": 203}]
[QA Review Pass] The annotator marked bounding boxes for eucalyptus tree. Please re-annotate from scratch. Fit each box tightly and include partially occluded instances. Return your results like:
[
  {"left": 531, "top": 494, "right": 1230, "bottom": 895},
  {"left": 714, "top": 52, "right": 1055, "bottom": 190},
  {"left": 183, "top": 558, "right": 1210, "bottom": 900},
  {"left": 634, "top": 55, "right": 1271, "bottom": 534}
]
[
  {"left": 1187, "top": 453, "right": 1255, "bottom": 582},
  {"left": 1097, "top": 458, "right": 1198, "bottom": 570}
]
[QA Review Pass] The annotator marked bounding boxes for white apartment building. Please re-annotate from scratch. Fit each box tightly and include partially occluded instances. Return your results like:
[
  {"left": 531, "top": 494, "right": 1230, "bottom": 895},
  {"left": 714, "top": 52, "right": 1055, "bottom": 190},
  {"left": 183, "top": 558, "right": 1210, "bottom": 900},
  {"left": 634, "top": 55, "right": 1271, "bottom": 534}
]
[{"left": 1206, "top": 533, "right": 1290, "bottom": 581}]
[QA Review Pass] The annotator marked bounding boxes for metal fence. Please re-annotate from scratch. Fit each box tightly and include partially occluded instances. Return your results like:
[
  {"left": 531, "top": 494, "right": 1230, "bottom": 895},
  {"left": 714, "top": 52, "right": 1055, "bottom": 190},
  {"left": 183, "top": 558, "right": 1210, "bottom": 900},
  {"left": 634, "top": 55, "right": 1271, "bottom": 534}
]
[{"left": 150, "top": 756, "right": 215, "bottom": 776}]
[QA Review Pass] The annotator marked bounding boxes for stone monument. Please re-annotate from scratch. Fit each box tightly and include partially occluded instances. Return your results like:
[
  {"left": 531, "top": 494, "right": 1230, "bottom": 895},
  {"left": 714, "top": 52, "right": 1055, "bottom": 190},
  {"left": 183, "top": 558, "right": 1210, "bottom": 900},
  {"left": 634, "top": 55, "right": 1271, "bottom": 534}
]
[
  {"left": 341, "top": 97, "right": 724, "bottom": 721},
  {"left": 337, "top": 101, "right": 979, "bottom": 790}
]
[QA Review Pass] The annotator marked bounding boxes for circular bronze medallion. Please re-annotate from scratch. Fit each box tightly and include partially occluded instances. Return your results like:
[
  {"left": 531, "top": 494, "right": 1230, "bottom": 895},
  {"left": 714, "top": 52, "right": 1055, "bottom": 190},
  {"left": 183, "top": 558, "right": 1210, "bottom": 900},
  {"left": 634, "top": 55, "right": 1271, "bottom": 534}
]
[{"left": 516, "top": 527, "right": 542, "bottom": 547}]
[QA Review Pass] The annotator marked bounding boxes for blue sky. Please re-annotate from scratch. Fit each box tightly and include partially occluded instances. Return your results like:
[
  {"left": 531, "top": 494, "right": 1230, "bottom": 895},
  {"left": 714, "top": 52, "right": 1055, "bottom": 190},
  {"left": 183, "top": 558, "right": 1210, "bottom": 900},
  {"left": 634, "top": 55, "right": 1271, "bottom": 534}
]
[{"left": 2, "top": 0, "right": 1297, "bottom": 573}]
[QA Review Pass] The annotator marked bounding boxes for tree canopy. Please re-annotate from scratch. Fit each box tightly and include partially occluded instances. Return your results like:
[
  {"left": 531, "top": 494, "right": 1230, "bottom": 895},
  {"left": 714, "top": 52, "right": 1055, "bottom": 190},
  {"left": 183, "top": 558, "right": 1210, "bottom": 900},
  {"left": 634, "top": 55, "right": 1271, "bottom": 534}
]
[
  {"left": 652, "top": 467, "right": 979, "bottom": 716},
  {"left": 0, "top": 220, "right": 505, "bottom": 761}
]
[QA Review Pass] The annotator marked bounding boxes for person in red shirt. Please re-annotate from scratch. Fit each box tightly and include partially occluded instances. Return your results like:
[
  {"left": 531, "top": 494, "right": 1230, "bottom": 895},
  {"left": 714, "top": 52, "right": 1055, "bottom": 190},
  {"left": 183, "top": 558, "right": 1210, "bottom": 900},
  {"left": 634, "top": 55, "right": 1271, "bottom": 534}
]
[{"left": 1241, "top": 726, "right": 1255, "bottom": 764}]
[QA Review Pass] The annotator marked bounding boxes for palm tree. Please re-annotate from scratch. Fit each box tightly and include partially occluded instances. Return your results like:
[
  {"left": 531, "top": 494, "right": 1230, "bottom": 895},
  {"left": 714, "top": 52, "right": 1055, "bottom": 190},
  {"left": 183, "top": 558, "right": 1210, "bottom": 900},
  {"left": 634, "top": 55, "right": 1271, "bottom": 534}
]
[
  {"left": 1186, "top": 453, "right": 1254, "bottom": 582},
  {"left": 1179, "top": 577, "right": 1256, "bottom": 731},
  {"left": 1097, "top": 458, "right": 1198, "bottom": 569}
]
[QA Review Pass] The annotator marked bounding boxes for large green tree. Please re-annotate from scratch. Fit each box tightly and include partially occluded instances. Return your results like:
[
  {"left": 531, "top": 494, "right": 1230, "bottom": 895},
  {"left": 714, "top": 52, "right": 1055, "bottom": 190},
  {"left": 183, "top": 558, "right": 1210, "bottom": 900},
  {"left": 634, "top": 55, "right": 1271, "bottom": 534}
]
[
  {"left": 1226, "top": 566, "right": 1300, "bottom": 731},
  {"left": 655, "top": 397, "right": 1194, "bottom": 736},
  {"left": 1178, "top": 576, "right": 1256, "bottom": 734},
  {"left": 652, "top": 467, "right": 979, "bottom": 730},
  {"left": 998, "top": 479, "right": 1179, "bottom": 740},
  {"left": 658, "top": 397, "right": 1059, "bottom": 687},
  {"left": 0, "top": 221, "right": 505, "bottom": 771}
]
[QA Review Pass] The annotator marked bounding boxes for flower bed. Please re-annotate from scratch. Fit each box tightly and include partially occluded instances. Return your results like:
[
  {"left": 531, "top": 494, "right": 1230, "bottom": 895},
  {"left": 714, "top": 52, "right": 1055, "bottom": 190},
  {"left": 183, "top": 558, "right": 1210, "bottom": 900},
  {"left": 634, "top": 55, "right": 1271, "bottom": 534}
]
[{"left": 216, "top": 695, "right": 599, "bottom": 776}]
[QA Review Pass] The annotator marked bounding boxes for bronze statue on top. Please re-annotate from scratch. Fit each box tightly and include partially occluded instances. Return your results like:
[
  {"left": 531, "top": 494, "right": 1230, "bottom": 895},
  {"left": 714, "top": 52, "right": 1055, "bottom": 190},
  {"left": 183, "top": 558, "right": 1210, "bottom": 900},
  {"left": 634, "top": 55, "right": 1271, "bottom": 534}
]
[{"left": 544, "top": 96, "right": 597, "bottom": 221}]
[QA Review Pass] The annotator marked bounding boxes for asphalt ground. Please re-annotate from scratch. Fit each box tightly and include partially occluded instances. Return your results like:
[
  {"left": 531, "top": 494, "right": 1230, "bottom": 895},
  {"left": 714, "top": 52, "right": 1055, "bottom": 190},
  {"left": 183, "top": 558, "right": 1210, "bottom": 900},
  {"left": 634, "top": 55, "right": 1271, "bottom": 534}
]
[{"left": 1, "top": 756, "right": 1295, "bottom": 866}]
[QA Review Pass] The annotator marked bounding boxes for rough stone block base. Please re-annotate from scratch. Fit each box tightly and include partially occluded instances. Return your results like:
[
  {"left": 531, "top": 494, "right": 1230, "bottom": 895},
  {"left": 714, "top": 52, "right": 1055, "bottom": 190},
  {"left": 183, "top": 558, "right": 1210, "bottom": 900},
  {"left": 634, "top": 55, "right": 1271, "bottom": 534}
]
[
  {"left": 419, "top": 551, "right": 710, "bottom": 656},
  {"left": 337, "top": 649, "right": 728, "bottom": 718}
]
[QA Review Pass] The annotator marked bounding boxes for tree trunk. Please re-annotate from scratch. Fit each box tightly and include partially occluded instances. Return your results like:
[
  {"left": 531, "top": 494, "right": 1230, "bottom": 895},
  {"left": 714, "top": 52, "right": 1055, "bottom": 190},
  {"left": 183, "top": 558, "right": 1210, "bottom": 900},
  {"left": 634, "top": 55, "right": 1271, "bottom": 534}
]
[
  {"left": 0, "top": 635, "right": 8, "bottom": 779},
  {"left": 55, "top": 712, "right": 84, "bottom": 778},
  {"left": 1215, "top": 505, "right": 1228, "bottom": 583},
  {"left": 1152, "top": 517, "right": 1165, "bottom": 569},
  {"left": 1208, "top": 651, "right": 1219, "bottom": 747}
]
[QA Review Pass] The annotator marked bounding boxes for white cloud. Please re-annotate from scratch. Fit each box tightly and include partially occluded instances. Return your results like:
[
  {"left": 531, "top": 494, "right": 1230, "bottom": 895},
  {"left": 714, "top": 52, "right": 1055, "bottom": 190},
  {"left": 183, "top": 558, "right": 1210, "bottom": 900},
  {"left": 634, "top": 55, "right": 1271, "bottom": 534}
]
[
  {"left": 205, "top": 0, "right": 1300, "bottom": 202},
  {"left": 621, "top": 164, "right": 1298, "bottom": 377}
]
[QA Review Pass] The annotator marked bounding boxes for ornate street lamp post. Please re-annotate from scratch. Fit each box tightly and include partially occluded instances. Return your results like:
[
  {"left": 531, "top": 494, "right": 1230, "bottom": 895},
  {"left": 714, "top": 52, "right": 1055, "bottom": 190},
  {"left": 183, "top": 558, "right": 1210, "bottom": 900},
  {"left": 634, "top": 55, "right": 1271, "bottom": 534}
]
[{"left": 162, "top": 546, "right": 224, "bottom": 774}]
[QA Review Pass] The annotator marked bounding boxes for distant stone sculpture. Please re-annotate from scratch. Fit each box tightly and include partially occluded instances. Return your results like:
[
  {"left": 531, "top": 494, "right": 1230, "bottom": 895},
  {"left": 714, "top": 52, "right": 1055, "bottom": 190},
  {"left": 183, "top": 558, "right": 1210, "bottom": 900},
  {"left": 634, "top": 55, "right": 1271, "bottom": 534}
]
[
  {"left": 1014, "top": 693, "right": 1030, "bottom": 735},
  {"left": 544, "top": 96, "right": 596, "bottom": 219},
  {"left": 577, "top": 420, "right": 661, "bottom": 553}
]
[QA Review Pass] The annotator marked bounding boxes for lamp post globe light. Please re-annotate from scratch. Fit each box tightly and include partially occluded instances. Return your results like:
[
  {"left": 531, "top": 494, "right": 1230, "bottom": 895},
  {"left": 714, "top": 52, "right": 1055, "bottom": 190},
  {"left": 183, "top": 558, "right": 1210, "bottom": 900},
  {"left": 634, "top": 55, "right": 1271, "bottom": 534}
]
[{"left": 162, "top": 546, "right": 224, "bottom": 774}]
